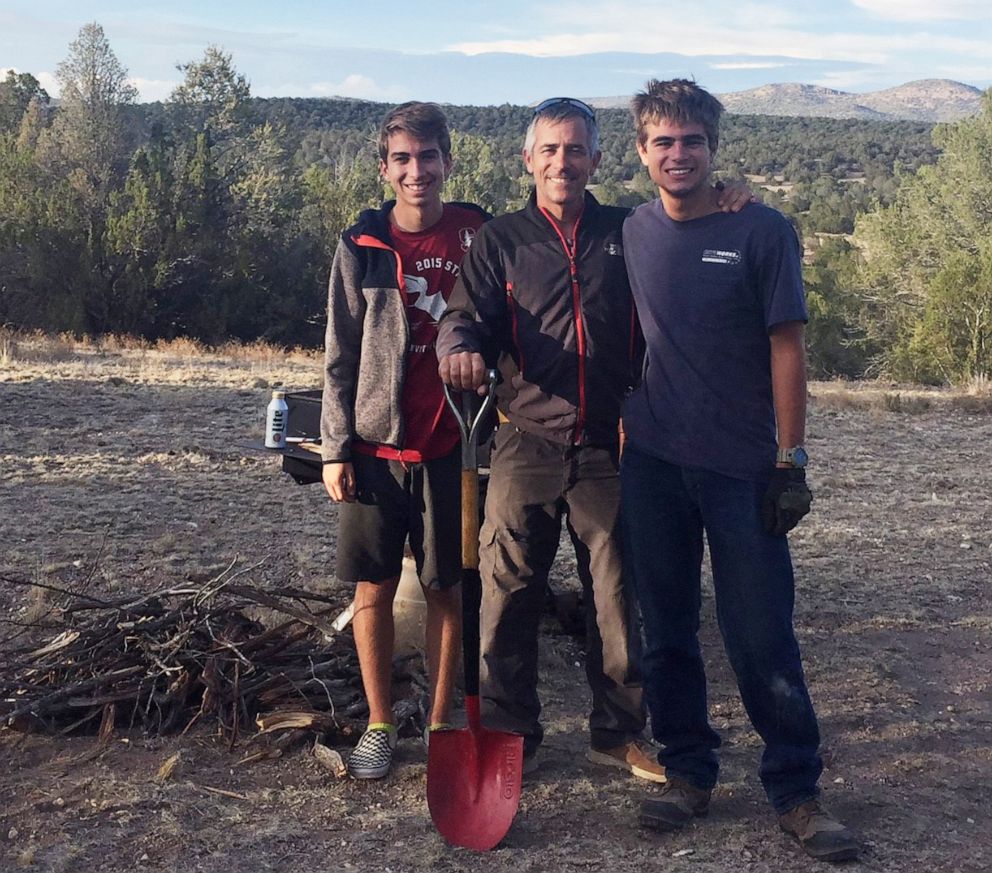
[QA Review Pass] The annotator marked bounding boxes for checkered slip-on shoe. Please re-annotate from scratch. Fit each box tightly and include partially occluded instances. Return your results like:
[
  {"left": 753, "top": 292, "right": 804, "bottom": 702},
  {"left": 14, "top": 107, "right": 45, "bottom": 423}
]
[{"left": 347, "top": 723, "right": 397, "bottom": 779}]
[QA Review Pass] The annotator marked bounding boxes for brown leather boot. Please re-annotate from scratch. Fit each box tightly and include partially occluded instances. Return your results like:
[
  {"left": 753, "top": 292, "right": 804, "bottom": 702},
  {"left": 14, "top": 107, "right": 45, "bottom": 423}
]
[
  {"left": 779, "top": 799, "right": 861, "bottom": 862},
  {"left": 639, "top": 777, "right": 711, "bottom": 831},
  {"left": 587, "top": 739, "right": 667, "bottom": 783}
]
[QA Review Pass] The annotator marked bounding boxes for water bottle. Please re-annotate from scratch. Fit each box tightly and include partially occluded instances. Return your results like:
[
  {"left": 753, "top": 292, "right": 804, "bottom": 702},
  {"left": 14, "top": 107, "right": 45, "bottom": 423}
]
[{"left": 265, "top": 389, "right": 289, "bottom": 448}]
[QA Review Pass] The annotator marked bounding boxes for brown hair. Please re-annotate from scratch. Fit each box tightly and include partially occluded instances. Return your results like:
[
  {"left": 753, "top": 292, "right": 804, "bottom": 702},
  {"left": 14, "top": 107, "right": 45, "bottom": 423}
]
[
  {"left": 377, "top": 101, "right": 452, "bottom": 161},
  {"left": 631, "top": 79, "right": 724, "bottom": 153}
]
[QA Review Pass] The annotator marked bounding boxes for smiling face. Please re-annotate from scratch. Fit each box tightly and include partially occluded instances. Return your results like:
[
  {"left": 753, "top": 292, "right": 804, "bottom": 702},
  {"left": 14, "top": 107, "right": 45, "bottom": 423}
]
[
  {"left": 523, "top": 116, "right": 601, "bottom": 220},
  {"left": 637, "top": 118, "right": 715, "bottom": 213},
  {"left": 380, "top": 130, "right": 452, "bottom": 223}
]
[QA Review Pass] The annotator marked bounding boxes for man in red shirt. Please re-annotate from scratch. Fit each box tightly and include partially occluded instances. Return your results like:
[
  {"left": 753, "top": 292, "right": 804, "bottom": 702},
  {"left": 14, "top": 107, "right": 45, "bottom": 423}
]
[{"left": 320, "top": 102, "right": 489, "bottom": 778}]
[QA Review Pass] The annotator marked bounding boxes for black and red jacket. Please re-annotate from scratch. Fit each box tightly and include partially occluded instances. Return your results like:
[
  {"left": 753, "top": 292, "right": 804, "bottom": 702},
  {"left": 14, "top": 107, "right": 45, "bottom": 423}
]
[{"left": 437, "top": 190, "right": 642, "bottom": 447}]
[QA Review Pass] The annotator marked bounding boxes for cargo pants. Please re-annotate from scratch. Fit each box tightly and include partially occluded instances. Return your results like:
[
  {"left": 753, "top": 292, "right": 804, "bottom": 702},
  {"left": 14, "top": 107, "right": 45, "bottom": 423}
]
[{"left": 478, "top": 426, "right": 646, "bottom": 754}]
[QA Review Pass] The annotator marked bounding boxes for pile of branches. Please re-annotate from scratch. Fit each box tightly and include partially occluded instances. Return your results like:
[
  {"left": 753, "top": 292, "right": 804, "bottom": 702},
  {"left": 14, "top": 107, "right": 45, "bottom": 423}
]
[{"left": 0, "top": 563, "right": 427, "bottom": 753}]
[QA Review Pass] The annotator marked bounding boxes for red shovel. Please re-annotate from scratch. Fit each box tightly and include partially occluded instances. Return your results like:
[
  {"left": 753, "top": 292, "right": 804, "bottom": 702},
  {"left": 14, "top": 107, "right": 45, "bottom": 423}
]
[{"left": 427, "top": 372, "right": 523, "bottom": 851}]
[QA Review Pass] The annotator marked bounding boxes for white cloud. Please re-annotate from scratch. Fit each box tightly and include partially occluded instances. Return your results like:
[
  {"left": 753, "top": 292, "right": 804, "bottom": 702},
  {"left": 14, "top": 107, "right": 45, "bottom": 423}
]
[
  {"left": 814, "top": 69, "right": 888, "bottom": 91},
  {"left": 128, "top": 77, "right": 178, "bottom": 102},
  {"left": 816, "top": 60, "right": 990, "bottom": 92},
  {"left": 36, "top": 71, "right": 58, "bottom": 96},
  {"left": 935, "top": 64, "right": 992, "bottom": 83},
  {"left": 255, "top": 74, "right": 408, "bottom": 101},
  {"left": 613, "top": 66, "right": 686, "bottom": 78},
  {"left": 2, "top": 65, "right": 59, "bottom": 96},
  {"left": 9, "top": 68, "right": 167, "bottom": 102},
  {"left": 448, "top": 2, "right": 990, "bottom": 71},
  {"left": 711, "top": 62, "right": 788, "bottom": 70},
  {"left": 849, "top": 0, "right": 989, "bottom": 21},
  {"left": 453, "top": 33, "right": 623, "bottom": 57},
  {"left": 319, "top": 74, "right": 408, "bottom": 100}
]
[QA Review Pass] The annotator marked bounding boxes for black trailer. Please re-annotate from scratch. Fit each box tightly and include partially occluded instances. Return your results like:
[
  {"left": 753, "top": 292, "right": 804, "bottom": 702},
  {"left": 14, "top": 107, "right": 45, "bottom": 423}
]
[{"left": 246, "top": 389, "right": 325, "bottom": 484}]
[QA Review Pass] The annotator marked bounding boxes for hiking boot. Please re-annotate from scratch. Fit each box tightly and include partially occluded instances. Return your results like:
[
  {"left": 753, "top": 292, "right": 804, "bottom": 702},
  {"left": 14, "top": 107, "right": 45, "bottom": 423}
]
[
  {"left": 779, "top": 799, "right": 861, "bottom": 862},
  {"left": 587, "top": 739, "right": 667, "bottom": 783},
  {"left": 639, "top": 777, "right": 711, "bottom": 832},
  {"left": 347, "top": 723, "right": 397, "bottom": 779}
]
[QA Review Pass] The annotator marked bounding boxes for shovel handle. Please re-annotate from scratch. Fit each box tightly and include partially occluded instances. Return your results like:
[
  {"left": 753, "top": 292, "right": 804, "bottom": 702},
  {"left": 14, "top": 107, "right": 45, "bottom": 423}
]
[
  {"left": 462, "top": 469, "right": 480, "bottom": 569},
  {"left": 441, "top": 371, "right": 497, "bottom": 703},
  {"left": 443, "top": 370, "right": 498, "bottom": 474},
  {"left": 461, "top": 569, "right": 482, "bottom": 699}
]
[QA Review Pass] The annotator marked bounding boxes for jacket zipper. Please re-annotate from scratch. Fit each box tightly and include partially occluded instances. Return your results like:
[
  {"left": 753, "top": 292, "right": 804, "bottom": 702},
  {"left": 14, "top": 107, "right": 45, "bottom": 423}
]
[{"left": 539, "top": 208, "right": 587, "bottom": 445}]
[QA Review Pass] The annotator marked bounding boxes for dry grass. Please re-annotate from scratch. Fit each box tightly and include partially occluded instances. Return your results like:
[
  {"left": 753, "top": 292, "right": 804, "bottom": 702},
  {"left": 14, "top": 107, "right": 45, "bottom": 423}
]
[
  {"left": 962, "top": 373, "right": 992, "bottom": 395},
  {"left": 0, "top": 327, "right": 15, "bottom": 365},
  {"left": 214, "top": 339, "right": 320, "bottom": 365},
  {"left": 881, "top": 392, "right": 933, "bottom": 414},
  {"left": 949, "top": 374, "right": 992, "bottom": 412},
  {"left": 809, "top": 378, "right": 992, "bottom": 414},
  {"left": 0, "top": 328, "right": 78, "bottom": 364},
  {"left": 5, "top": 329, "right": 990, "bottom": 413},
  {"left": 0, "top": 329, "right": 320, "bottom": 368}
]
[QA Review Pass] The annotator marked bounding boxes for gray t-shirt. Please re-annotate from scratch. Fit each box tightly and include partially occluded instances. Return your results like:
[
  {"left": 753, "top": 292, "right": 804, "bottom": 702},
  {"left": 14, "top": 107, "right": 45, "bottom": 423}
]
[{"left": 622, "top": 199, "right": 807, "bottom": 482}]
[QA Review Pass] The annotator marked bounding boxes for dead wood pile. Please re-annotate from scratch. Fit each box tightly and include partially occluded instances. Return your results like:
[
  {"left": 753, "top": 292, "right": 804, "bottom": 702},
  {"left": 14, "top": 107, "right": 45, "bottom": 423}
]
[{"left": 0, "top": 564, "right": 427, "bottom": 754}]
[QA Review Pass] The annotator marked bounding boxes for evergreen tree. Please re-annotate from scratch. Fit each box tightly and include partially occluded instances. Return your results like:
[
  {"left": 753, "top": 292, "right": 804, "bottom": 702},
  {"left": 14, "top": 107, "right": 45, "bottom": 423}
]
[
  {"left": 445, "top": 131, "right": 519, "bottom": 215},
  {"left": 169, "top": 46, "right": 252, "bottom": 148},
  {"left": 0, "top": 71, "right": 49, "bottom": 133},
  {"left": 30, "top": 23, "right": 139, "bottom": 333},
  {"left": 853, "top": 90, "right": 992, "bottom": 382}
]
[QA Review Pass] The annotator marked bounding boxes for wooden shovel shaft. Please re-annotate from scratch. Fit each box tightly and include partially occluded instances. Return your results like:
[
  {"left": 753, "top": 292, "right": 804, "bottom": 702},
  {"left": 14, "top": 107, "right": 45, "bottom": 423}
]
[{"left": 462, "top": 469, "right": 480, "bottom": 570}]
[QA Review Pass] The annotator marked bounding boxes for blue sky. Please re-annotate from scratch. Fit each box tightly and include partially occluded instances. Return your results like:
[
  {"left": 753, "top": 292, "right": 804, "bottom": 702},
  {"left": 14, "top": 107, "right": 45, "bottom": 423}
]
[{"left": 1, "top": 1, "right": 989, "bottom": 104}]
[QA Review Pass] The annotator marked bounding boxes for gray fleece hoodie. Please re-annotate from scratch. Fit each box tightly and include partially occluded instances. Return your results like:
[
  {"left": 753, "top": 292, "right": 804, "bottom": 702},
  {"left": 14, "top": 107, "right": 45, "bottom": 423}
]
[{"left": 320, "top": 200, "right": 489, "bottom": 462}]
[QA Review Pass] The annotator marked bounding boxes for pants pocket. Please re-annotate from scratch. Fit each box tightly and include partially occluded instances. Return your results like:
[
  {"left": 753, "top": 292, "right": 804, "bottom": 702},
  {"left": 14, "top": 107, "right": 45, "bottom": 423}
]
[{"left": 481, "top": 523, "right": 537, "bottom": 593}]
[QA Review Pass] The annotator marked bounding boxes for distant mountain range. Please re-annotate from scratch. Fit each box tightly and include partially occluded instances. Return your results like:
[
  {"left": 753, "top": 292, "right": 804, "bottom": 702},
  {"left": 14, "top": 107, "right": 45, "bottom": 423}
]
[{"left": 588, "top": 79, "right": 984, "bottom": 122}]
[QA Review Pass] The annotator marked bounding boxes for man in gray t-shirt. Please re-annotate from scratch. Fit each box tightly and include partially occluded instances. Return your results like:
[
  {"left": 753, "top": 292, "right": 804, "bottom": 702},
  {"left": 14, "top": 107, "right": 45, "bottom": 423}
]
[
  {"left": 620, "top": 78, "right": 860, "bottom": 864},
  {"left": 622, "top": 197, "right": 807, "bottom": 481}
]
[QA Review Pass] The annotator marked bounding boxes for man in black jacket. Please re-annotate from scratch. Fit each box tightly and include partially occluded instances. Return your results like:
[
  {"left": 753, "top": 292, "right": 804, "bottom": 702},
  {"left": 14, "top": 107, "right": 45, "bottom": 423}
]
[
  {"left": 438, "top": 97, "right": 752, "bottom": 778},
  {"left": 437, "top": 98, "right": 657, "bottom": 779}
]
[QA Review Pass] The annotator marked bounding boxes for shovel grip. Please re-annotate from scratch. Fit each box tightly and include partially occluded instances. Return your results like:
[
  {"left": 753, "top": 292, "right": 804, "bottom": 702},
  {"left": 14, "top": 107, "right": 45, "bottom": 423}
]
[{"left": 461, "top": 469, "right": 480, "bottom": 569}]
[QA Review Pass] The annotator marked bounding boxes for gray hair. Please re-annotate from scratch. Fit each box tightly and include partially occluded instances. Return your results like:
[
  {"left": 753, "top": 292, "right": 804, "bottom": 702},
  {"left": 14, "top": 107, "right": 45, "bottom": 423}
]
[{"left": 523, "top": 102, "right": 600, "bottom": 155}]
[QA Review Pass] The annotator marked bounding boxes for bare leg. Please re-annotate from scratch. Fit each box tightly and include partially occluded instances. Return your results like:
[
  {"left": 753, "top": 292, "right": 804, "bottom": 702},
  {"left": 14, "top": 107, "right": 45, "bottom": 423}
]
[
  {"left": 352, "top": 576, "right": 401, "bottom": 725},
  {"left": 423, "top": 584, "right": 462, "bottom": 725}
]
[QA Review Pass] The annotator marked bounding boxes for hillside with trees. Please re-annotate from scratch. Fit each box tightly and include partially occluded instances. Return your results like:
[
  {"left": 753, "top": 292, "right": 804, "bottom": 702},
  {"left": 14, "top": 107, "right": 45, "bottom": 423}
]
[{"left": 1, "top": 23, "right": 989, "bottom": 384}]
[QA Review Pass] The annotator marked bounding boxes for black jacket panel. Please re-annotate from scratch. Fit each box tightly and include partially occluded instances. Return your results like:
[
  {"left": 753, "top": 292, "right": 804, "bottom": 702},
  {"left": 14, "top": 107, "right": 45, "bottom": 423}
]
[{"left": 437, "top": 191, "right": 641, "bottom": 446}]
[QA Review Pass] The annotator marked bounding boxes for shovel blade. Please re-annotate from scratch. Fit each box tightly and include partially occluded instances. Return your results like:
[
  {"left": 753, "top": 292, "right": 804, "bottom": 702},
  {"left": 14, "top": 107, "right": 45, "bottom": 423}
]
[{"left": 427, "top": 721, "right": 524, "bottom": 851}]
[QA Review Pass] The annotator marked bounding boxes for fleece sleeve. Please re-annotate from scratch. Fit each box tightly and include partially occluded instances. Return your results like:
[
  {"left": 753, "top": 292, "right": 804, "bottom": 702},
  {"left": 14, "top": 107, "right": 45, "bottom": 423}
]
[{"left": 319, "top": 238, "right": 366, "bottom": 462}]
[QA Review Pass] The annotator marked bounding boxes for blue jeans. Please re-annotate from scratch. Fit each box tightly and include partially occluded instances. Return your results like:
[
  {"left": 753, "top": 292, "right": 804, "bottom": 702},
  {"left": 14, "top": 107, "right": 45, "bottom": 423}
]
[{"left": 620, "top": 445, "right": 822, "bottom": 813}]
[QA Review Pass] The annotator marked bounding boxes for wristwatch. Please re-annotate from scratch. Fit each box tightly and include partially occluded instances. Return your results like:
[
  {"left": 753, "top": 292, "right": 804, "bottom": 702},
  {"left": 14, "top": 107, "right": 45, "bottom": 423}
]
[{"left": 776, "top": 446, "right": 809, "bottom": 468}]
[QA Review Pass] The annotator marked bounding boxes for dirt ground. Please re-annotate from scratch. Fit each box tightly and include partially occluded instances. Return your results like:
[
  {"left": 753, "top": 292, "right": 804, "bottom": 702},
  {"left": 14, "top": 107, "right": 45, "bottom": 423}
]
[{"left": 1, "top": 339, "right": 990, "bottom": 873}]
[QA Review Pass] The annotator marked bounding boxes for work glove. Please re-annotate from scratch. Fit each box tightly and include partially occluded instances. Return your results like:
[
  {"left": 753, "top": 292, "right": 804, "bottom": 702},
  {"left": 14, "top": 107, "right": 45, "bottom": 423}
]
[{"left": 761, "top": 467, "right": 813, "bottom": 536}]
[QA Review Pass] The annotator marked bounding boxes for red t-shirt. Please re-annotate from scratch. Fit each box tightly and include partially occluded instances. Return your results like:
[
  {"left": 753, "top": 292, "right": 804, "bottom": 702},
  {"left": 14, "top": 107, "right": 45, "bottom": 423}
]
[{"left": 354, "top": 204, "right": 486, "bottom": 463}]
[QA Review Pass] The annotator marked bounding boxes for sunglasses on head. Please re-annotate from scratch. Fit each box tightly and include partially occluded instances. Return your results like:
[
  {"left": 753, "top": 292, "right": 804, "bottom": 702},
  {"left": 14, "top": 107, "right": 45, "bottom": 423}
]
[{"left": 532, "top": 97, "right": 596, "bottom": 119}]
